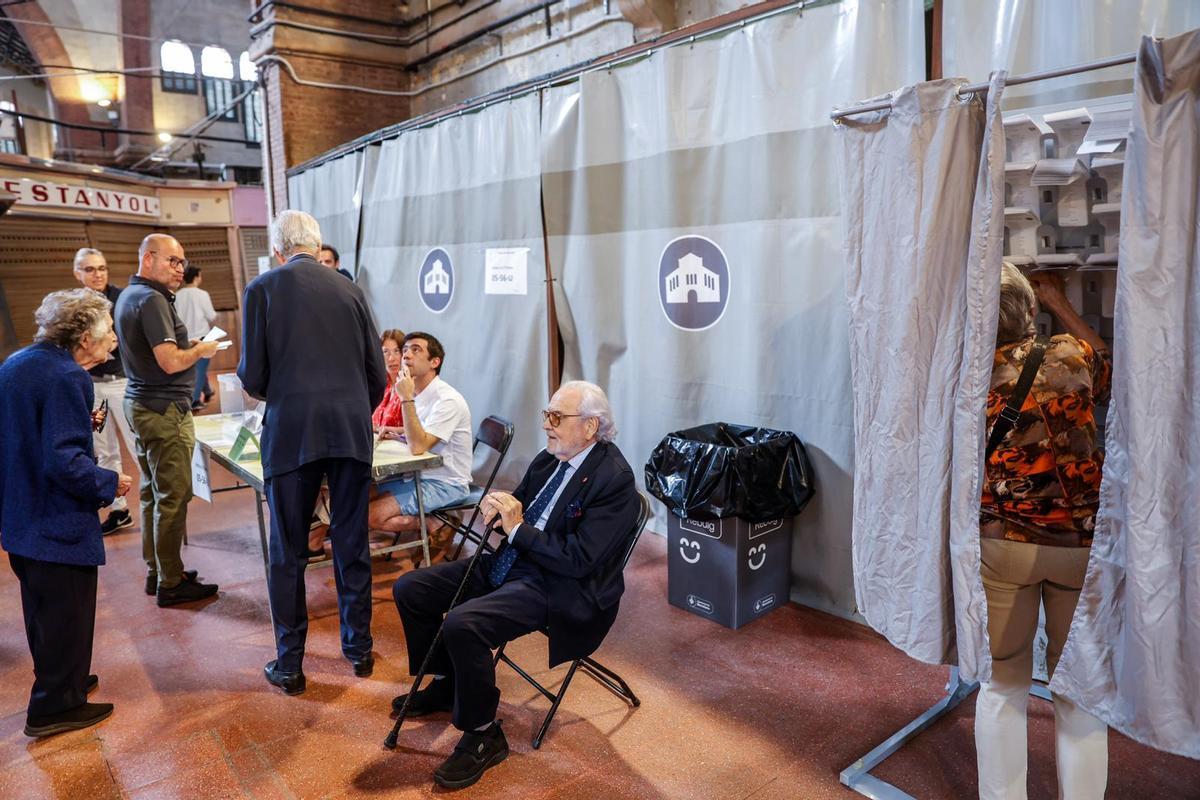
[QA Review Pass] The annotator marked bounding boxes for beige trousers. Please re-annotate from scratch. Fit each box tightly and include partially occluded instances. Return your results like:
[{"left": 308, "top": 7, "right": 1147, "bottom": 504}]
[{"left": 975, "top": 538, "right": 1108, "bottom": 800}]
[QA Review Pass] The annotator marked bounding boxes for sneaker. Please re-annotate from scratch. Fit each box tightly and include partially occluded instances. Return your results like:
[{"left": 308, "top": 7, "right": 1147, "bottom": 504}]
[
  {"left": 391, "top": 676, "right": 454, "bottom": 716},
  {"left": 100, "top": 510, "right": 134, "bottom": 535},
  {"left": 145, "top": 569, "right": 198, "bottom": 596},
  {"left": 156, "top": 573, "right": 218, "bottom": 607},
  {"left": 24, "top": 702, "right": 113, "bottom": 738},
  {"left": 433, "top": 721, "right": 508, "bottom": 789}
]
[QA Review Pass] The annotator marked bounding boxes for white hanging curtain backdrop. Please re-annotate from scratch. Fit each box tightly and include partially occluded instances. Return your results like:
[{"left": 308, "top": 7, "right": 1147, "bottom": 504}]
[
  {"left": 356, "top": 94, "right": 550, "bottom": 485},
  {"left": 1051, "top": 29, "right": 1200, "bottom": 760},
  {"left": 836, "top": 74, "right": 1008, "bottom": 669},
  {"left": 942, "top": 0, "right": 1200, "bottom": 107},
  {"left": 286, "top": 150, "right": 367, "bottom": 276},
  {"left": 540, "top": 1, "right": 924, "bottom": 617}
]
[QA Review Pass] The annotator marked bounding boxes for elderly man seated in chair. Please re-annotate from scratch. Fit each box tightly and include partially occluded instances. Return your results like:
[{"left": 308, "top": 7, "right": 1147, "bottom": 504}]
[{"left": 391, "top": 380, "right": 639, "bottom": 789}]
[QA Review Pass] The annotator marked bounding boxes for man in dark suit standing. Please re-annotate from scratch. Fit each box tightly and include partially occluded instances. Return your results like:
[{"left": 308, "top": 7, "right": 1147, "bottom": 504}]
[
  {"left": 239, "top": 210, "right": 387, "bottom": 695},
  {"left": 392, "top": 380, "right": 639, "bottom": 789}
]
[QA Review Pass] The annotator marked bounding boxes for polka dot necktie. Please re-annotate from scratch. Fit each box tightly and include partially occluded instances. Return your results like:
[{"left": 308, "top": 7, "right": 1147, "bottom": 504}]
[{"left": 488, "top": 460, "right": 571, "bottom": 587}]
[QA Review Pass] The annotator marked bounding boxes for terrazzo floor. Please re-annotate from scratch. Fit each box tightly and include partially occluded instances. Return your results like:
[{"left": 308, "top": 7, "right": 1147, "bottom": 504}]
[{"left": 0, "top": 437, "right": 1196, "bottom": 799}]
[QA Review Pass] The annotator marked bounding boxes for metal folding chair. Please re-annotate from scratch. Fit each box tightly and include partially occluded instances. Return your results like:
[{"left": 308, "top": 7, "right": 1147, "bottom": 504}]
[
  {"left": 492, "top": 491, "right": 652, "bottom": 749},
  {"left": 430, "top": 415, "right": 514, "bottom": 560}
]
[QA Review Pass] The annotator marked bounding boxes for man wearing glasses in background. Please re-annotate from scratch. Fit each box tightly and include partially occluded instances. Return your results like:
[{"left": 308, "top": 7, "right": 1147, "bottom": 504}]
[
  {"left": 114, "top": 234, "right": 220, "bottom": 607},
  {"left": 390, "top": 380, "right": 639, "bottom": 790},
  {"left": 72, "top": 248, "right": 138, "bottom": 535}
]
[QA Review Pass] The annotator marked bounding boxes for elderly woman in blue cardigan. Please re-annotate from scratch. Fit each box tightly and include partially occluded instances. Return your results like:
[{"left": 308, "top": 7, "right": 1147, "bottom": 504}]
[{"left": 0, "top": 288, "right": 132, "bottom": 738}]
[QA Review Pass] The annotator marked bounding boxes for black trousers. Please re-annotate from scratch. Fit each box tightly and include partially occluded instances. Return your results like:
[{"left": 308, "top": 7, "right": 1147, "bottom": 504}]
[
  {"left": 8, "top": 554, "right": 98, "bottom": 719},
  {"left": 393, "top": 556, "right": 548, "bottom": 731},
  {"left": 264, "top": 457, "right": 373, "bottom": 671}
]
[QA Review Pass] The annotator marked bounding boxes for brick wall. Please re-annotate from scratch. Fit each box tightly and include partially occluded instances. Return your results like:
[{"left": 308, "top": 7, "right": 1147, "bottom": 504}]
[{"left": 256, "top": 0, "right": 412, "bottom": 211}]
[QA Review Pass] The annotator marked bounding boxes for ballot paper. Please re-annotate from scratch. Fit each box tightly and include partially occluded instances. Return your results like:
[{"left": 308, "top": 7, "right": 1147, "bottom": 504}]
[
  {"left": 202, "top": 326, "right": 227, "bottom": 343},
  {"left": 1031, "top": 158, "right": 1089, "bottom": 186},
  {"left": 215, "top": 340, "right": 233, "bottom": 350},
  {"left": 1077, "top": 107, "right": 1131, "bottom": 152}
]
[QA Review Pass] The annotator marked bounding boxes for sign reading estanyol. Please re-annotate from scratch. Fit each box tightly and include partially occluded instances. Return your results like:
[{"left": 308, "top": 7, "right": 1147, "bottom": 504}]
[
  {"left": 418, "top": 247, "right": 454, "bottom": 313},
  {"left": 1, "top": 176, "right": 160, "bottom": 218},
  {"left": 657, "top": 234, "right": 731, "bottom": 331}
]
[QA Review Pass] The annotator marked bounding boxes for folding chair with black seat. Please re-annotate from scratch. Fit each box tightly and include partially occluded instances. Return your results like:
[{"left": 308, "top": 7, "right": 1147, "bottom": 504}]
[
  {"left": 428, "top": 415, "right": 514, "bottom": 560},
  {"left": 492, "top": 491, "right": 652, "bottom": 749}
]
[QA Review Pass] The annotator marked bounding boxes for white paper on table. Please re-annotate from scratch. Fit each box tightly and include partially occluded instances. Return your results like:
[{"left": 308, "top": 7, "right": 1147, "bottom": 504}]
[
  {"left": 202, "top": 326, "right": 227, "bottom": 343},
  {"left": 191, "top": 443, "right": 212, "bottom": 502},
  {"left": 484, "top": 247, "right": 529, "bottom": 296}
]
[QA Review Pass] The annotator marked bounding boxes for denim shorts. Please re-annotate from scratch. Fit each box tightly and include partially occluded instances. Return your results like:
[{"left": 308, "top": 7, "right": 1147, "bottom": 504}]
[{"left": 377, "top": 477, "right": 469, "bottom": 515}]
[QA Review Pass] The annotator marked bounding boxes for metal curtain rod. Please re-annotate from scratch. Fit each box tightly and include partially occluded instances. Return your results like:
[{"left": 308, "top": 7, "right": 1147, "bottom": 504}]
[{"left": 830, "top": 51, "right": 1137, "bottom": 122}]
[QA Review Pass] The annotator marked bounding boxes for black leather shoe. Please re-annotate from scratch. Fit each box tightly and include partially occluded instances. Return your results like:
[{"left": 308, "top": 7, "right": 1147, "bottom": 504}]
[
  {"left": 145, "top": 569, "right": 198, "bottom": 596},
  {"left": 263, "top": 660, "right": 305, "bottom": 695},
  {"left": 392, "top": 677, "right": 453, "bottom": 716},
  {"left": 24, "top": 702, "right": 113, "bottom": 738},
  {"left": 433, "top": 721, "right": 508, "bottom": 789},
  {"left": 157, "top": 573, "right": 218, "bottom": 607},
  {"left": 85, "top": 674, "right": 98, "bottom": 695},
  {"left": 351, "top": 654, "right": 374, "bottom": 677}
]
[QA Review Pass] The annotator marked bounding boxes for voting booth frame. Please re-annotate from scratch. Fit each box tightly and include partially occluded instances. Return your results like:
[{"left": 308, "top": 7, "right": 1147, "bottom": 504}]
[{"left": 831, "top": 48, "right": 1140, "bottom": 800}]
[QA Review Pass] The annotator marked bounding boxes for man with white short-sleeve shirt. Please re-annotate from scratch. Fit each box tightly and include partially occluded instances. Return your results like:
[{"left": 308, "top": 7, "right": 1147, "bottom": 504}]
[{"left": 368, "top": 332, "right": 471, "bottom": 559}]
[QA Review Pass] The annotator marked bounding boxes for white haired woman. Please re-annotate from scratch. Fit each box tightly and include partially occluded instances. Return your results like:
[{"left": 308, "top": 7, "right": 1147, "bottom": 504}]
[
  {"left": 0, "top": 289, "right": 132, "bottom": 737},
  {"left": 975, "top": 264, "right": 1111, "bottom": 799}
]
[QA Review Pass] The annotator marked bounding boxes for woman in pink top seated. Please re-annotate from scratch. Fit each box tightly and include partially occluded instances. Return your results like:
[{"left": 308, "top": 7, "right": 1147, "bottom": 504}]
[{"left": 372, "top": 329, "right": 406, "bottom": 438}]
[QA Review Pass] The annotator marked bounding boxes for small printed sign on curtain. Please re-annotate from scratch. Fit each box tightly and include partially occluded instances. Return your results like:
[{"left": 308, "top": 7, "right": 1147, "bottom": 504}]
[{"left": 484, "top": 247, "right": 529, "bottom": 295}]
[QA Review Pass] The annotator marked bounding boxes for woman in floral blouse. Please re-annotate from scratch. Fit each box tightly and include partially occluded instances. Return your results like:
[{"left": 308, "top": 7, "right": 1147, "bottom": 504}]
[{"left": 975, "top": 264, "right": 1111, "bottom": 800}]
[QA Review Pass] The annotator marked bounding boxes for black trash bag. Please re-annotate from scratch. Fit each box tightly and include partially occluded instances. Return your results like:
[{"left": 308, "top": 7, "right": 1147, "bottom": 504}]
[{"left": 645, "top": 422, "right": 815, "bottom": 522}]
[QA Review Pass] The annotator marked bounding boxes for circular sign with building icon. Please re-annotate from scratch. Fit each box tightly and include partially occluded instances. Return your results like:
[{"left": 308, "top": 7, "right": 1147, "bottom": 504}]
[
  {"left": 417, "top": 247, "right": 454, "bottom": 313},
  {"left": 657, "top": 235, "right": 730, "bottom": 331}
]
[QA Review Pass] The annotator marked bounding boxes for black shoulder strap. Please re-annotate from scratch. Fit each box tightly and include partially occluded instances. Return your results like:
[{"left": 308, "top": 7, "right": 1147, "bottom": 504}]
[{"left": 985, "top": 335, "right": 1049, "bottom": 458}]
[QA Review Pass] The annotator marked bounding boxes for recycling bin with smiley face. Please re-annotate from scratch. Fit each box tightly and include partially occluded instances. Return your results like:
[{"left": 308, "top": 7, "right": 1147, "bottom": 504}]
[
  {"left": 665, "top": 514, "right": 793, "bottom": 628},
  {"left": 646, "top": 423, "right": 815, "bottom": 629}
]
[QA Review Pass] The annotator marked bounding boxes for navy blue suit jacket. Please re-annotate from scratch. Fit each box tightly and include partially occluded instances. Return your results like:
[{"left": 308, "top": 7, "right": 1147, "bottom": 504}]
[
  {"left": 509, "top": 441, "right": 640, "bottom": 666},
  {"left": 237, "top": 253, "right": 387, "bottom": 479},
  {"left": 0, "top": 342, "right": 118, "bottom": 566}
]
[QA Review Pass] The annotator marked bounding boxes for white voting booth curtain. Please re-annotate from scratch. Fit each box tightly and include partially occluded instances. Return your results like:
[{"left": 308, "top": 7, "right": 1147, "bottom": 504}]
[
  {"left": 356, "top": 95, "right": 550, "bottom": 485},
  {"left": 836, "top": 75, "right": 1007, "bottom": 671},
  {"left": 1050, "top": 29, "right": 1200, "bottom": 760},
  {"left": 287, "top": 150, "right": 366, "bottom": 276},
  {"left": 540, "top": 2, "right": 924, "bottom": 617},
  {"left": 943, "top": 0, "right": 1200, "bottom": 107}
]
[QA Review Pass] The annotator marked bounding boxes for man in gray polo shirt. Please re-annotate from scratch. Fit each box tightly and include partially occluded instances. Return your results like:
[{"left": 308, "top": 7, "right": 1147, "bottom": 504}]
[{"left": 114, "top": 234, "right": 220, "bottom": 607}]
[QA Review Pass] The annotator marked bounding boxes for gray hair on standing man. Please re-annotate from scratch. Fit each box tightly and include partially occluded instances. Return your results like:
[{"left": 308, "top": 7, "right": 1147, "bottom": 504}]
[
  {"left": 270, "top": 210, "right": 323, "bottom": 260},
  {"left": 558, "top": 380, "right": 618, "bottom": 442},
  {"left": 73, "top": 248, "right": 105, "bottom": 270}
]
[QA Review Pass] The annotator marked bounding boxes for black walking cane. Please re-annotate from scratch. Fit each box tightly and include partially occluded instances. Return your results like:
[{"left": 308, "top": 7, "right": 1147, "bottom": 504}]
[{"left": 383, "top": 514, "right": 503, "bottom": 750}]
